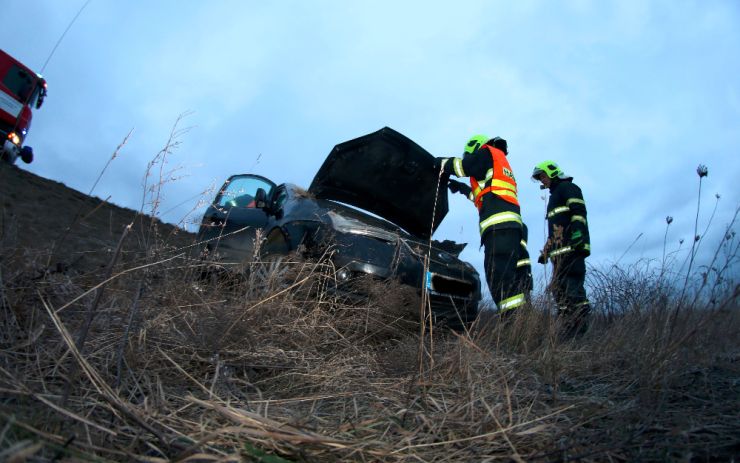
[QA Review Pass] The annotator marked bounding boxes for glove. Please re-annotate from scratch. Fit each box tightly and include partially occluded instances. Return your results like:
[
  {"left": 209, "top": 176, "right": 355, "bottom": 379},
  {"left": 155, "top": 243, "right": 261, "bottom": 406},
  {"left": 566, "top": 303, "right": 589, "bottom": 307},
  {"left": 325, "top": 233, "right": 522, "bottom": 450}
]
[
  {"left": 448, "top": 179, "right": 466, "bottom": 194},
  {"left": 490, "top": 137, "right": 508, "bottom": 155},
  {"left": 569, "top": 230, "right": 584, "bottom": 250}
]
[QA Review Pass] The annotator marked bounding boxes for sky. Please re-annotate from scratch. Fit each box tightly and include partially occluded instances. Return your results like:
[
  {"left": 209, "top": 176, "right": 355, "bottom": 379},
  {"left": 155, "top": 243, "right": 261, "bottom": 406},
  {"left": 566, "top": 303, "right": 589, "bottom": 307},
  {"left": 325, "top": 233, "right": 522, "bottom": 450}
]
[{"left": 2, "top": 0, "right": 739, "bottom": 297}]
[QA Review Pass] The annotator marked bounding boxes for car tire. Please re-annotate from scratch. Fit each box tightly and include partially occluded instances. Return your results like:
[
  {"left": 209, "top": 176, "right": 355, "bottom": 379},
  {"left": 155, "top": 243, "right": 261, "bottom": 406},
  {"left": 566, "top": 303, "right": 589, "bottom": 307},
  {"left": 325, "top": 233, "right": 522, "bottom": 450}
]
[{"left": 262, "top": 228, "right": 291, "bottom": 255}]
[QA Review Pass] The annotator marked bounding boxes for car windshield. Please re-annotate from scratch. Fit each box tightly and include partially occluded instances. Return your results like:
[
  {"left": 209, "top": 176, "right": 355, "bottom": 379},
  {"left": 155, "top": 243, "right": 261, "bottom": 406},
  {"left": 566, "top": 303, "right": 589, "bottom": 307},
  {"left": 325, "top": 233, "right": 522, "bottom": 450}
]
[{"left": 216, "top": 176, "right": 273, "bottom": 208}]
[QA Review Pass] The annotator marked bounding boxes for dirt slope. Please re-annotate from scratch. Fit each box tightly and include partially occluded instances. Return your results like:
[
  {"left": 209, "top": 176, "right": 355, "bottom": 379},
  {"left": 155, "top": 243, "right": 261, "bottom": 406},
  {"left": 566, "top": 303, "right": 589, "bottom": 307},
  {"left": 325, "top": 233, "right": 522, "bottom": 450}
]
[{"left": 0, "top": 163, "right": 195, "bottom": 274}]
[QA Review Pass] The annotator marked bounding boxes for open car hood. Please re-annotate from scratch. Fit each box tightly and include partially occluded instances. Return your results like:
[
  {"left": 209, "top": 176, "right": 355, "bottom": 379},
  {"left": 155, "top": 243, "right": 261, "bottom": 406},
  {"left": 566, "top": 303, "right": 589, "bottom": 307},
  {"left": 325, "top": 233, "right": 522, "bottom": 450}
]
[{"left": 308, "top": 127, "right": 448, "bottom": 239}]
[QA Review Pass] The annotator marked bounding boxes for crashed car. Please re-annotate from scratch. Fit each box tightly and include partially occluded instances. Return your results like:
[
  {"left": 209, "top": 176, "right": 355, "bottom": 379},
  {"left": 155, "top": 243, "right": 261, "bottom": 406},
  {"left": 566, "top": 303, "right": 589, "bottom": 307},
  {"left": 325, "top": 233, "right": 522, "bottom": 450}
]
[{"left": 196, "top": 127, "right": 481, "bottom": 327}]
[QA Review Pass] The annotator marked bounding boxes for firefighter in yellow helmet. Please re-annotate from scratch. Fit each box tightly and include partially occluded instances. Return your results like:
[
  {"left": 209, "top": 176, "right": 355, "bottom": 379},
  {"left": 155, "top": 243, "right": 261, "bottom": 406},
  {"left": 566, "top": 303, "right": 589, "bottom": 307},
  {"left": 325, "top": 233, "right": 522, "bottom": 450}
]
[
  {"left": 532, "top": 160, "right": 591, "bottom": 338},
  {"left": 436, "top": 135, "right": 527, "bottom": 315}
]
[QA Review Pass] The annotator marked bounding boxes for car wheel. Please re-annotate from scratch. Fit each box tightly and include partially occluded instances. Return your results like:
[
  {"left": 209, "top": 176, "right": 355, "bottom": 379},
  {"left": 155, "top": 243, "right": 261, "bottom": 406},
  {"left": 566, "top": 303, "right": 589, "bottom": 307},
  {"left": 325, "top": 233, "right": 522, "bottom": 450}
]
[{"left": 262, "top": 227, "right": 291, "bottom": 255}]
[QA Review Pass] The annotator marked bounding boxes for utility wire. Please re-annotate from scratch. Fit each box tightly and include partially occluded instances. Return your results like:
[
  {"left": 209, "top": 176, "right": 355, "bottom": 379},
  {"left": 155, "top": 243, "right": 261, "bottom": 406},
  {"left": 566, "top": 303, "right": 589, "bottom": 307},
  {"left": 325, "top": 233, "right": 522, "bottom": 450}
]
[{"left": 41, "top": 0, "right": 91, "bottom": 73}]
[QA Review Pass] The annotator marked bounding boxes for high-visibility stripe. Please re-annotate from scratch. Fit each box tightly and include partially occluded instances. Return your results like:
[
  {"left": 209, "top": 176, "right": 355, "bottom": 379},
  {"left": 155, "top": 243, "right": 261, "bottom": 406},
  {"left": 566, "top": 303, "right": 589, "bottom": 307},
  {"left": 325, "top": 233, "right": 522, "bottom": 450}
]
[
  {"left": 467, "top": 192, "right": 475, "bottom": 201},
  {"left": 479, "top": 212, "right": 522, "bottom": 234},
  {"left": 490, "top": 179, "right": 517, "bottom": 192},
  {"left": 499, "top": 293, "right": 526, "bottom": 312},
  {"left": 491, "top": 189, "right": 518, "bottom": 200},
  {"left": 439, "top": 159, "right": 449, "bottom": 170},
  {"left": 517, "top": 258, "right": 531, "bottom": 267},
  {"left": 571, "top": 215, "right": 587, "bottom": 225},
  {"left": 520, "top": 239, "right": 527, "bottom": 247},
  {"left": 547, "top": 206, "right": 569, "bottom": 218},
  {"left": 549, "top": 243, "right": 590, "bottom": 258},
  {"left": 474, "top": 185, "right": 519, "bottom": 207},
  {"left": 549, "top": 246, "right": 572, "bottom": 257},
  {"left": 576, "top": 300, "right": 590, "bottom": 307},
  {"left": 453, "top": 158, "right": 465, "bottom": 177},
  {"left": 566, "top": 198, "right": 585, "bottom": 206}
]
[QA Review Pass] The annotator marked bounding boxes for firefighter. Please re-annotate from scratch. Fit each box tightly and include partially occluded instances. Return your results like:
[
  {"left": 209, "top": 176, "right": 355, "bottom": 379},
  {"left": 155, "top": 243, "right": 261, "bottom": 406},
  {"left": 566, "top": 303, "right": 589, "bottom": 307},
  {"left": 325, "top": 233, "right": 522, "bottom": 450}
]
[
  {"left": 532, "top": 160, "right": 591, "bottom": 337},
  {"left": 437, "top": 135, "right": 526, "bottom": 315}
]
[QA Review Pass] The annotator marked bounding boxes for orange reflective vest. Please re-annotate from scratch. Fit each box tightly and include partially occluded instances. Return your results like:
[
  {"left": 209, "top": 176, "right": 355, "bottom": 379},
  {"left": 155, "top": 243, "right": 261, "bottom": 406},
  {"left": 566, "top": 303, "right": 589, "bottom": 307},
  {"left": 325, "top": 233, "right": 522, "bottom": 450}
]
[{"left": 470, "top": 145, "right": 519, "bottom": 210}]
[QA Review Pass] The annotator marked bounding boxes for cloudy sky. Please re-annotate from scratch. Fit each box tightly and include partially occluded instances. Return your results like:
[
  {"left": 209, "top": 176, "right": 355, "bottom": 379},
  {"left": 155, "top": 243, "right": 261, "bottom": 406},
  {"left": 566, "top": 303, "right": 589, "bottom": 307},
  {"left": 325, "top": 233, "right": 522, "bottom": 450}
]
[{"left": 3, "top": 0, "right": 739, "bottom": 294}]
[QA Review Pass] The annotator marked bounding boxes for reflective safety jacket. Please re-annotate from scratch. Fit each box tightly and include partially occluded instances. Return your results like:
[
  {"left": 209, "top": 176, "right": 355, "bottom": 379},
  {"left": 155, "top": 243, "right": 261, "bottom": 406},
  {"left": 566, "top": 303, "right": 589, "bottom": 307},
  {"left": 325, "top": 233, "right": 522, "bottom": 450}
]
[
  {"left": 440, "top": 144, "right": 522, "bottom": 238},
  {"left": 544, "top": 177, "right": 591, "bottom": 261}
]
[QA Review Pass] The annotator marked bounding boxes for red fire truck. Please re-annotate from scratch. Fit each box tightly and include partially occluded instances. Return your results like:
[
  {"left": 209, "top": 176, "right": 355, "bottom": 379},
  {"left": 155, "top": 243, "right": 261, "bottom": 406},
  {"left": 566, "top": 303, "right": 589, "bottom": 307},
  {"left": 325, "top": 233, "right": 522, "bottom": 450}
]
[{"left": 0, "top": 49, "right": 47, "bottom": 164}]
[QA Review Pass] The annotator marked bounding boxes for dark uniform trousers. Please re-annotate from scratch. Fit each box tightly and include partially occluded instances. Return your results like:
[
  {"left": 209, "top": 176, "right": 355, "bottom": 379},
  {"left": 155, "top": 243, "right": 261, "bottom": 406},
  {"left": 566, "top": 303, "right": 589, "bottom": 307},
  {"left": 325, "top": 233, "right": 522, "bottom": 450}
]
[
  {"left": 551, "top": 252, "right": 591, "bottom": 337},
  {"left": 482, "top": 228, "right": 522, "bottom": 308}
]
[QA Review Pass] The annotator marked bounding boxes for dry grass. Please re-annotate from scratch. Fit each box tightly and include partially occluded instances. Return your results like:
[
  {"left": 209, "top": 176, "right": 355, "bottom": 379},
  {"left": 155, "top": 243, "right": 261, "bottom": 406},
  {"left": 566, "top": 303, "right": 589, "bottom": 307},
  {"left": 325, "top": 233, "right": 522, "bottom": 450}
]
[
  {"left": 1, "top": 157, "right": 738, "bottom": 461},
  {"left": 0, "top": 228, "right": 738, "bottom": 462}
]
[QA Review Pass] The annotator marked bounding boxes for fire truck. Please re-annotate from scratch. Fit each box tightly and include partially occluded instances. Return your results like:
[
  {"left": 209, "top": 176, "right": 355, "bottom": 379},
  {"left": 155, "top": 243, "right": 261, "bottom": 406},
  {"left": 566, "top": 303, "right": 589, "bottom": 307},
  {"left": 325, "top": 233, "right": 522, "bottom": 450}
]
[{"left": 0, "top": 49, "right": 47, "bottom": 164}]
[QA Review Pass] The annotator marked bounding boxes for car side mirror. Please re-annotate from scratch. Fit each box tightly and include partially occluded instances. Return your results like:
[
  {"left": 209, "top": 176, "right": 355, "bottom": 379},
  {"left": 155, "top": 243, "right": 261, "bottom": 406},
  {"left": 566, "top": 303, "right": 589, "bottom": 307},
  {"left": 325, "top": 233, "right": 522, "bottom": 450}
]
[{"left": 255, "top": 188, "right": 268, "bottom": 211}]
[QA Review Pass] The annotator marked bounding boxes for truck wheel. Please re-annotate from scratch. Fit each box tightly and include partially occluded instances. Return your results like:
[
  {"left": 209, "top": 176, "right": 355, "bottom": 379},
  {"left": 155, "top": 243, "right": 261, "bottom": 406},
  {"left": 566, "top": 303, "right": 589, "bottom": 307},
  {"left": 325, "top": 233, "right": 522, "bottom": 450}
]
[{"left": 20, "top": 146, "right": 33, "bottom": 164}]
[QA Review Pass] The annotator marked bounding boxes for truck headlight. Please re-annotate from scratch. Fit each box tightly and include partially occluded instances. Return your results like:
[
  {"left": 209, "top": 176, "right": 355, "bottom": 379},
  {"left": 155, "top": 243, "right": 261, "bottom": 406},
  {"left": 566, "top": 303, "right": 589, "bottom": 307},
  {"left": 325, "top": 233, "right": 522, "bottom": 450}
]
[{"left": 7, "top": 132, "right": 20, "bottom": 145}]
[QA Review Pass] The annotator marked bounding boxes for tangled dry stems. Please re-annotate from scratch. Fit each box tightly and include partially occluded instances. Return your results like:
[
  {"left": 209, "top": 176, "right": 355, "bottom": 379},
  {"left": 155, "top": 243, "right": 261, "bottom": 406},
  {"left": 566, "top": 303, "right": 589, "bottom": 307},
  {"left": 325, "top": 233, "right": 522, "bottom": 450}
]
[{"left": 1, "top": 226, "right": 738, "bottom": 462}]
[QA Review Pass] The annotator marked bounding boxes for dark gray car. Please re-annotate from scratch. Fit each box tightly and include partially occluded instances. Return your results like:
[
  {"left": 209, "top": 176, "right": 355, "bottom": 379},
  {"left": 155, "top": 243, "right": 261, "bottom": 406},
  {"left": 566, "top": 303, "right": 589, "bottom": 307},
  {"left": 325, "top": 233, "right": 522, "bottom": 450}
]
[{"left": 196, "top": 127, "right": 481, "bottom": 327}]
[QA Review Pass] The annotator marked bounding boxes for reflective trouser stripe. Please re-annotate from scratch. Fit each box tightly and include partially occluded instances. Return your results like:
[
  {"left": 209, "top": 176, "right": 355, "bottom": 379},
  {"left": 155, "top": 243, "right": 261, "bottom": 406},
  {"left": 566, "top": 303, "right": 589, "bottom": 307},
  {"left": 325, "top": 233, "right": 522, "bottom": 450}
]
[
  {"left": 547, "top": 206, "right": 569, "bottom": 218},
  {"left": 453, "top": 158, "right": 465, "bottom": 177},
  {"left": 567, "top": 198, "right": 585, "bottom": 206},
  {"left": 571, "top": 215, "right": 587, "bottom": 225},
  {"left": 499, "top": 293, "right": 526, "bottom": 313},
  {"left": 520, "top": 239, "right": 527, "bottom": 247},
  {"left": 517, "top": 258, "right": 531, "bottom": 267},
  {"left": 479, "top": 212, "right": 523, "bottom": 235}
]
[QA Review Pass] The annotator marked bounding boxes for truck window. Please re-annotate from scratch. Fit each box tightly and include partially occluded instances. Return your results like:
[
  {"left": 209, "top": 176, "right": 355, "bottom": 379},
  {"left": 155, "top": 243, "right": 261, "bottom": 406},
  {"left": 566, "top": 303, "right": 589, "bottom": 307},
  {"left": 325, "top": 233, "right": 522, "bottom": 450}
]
[{"left": 2, "top": 65, "right": 36, "bottom": 105}]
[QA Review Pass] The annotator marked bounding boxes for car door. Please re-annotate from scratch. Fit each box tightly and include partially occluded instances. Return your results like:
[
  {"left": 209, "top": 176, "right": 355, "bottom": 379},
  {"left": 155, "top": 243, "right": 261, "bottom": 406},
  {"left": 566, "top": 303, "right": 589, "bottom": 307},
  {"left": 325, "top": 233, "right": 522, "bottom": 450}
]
[{"left": 198, "top": 174, "right": 277, "bottom": 263}]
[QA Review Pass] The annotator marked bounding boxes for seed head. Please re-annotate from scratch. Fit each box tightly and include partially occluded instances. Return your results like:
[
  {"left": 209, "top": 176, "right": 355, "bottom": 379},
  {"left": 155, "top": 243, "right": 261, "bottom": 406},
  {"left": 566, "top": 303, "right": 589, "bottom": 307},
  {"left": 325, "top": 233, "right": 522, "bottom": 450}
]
[
  {"left": 679, "top": 239, "right": 684, "bottom": 245},
  {"left": 694, "top": 234, "right": 700, "bottom": 242},
  {"left": 665, "top": 216, "right": 673, "bottom": 225},
  {"left": 696, "top": 164, "right": 708, "bottom": 178},
  {"left": 715, "top": 193, "right": 720, "bottom": 199}
]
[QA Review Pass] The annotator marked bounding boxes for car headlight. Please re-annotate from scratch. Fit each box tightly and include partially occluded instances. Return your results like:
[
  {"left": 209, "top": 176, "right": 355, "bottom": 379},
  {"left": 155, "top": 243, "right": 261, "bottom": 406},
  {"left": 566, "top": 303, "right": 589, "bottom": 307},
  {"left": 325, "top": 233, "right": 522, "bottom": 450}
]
[{"left": 327, "top": 210, "right": 399, "bottom": 242}]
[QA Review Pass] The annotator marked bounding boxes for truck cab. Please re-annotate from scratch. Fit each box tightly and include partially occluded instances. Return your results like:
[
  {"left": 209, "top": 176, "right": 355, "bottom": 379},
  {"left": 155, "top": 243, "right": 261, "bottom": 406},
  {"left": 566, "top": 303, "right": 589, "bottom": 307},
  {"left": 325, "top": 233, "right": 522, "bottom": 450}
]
[{"left": 0, "top": 49, "right": 47, "bottom": 164}]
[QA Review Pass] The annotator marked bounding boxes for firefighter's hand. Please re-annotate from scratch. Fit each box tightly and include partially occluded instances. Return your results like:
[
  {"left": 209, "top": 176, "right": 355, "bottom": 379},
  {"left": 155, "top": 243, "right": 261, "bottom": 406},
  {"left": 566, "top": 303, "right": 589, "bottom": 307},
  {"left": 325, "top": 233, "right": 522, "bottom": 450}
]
[
  {"left": 448, "top": 179, "right": 465, "bottom": 194},
  {"left": 537, "top": 251, "right": 547, "bottom": 265}
]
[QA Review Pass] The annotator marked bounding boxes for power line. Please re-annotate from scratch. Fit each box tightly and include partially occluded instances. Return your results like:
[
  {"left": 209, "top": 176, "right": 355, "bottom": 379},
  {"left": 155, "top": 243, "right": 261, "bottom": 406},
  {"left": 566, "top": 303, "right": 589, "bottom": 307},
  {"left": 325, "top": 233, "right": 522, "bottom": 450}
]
[{"left": 41, "top": 0, "right": 91, "bottom": 73}]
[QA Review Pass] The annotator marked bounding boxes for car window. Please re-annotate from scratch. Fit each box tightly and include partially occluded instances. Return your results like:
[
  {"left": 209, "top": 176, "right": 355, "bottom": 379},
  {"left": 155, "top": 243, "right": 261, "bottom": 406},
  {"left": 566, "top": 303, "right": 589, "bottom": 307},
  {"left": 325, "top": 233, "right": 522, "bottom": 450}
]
[{"left": 216, "top": 176, "right": 273, "bottom": 208}]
